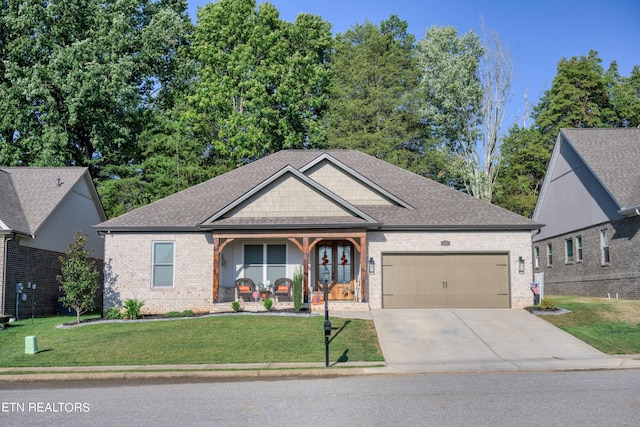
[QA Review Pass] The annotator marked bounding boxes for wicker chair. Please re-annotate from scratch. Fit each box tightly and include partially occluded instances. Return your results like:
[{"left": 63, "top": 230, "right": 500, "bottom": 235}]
[
  {"left": 273, "top": 277, "right": 293, "bottom": 302},
  {"left": 235, "top": 278, "right": 256, "bottom": 301}
]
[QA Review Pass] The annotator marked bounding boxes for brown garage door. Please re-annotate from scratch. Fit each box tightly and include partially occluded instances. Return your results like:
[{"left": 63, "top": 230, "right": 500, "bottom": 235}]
[{"left": 382, "top": 253, "right": 510, "bottom": 308}]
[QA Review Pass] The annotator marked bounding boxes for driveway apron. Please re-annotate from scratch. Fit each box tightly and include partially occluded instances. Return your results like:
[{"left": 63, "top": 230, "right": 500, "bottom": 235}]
[{"left": 371, "top": 309, "right": 620, "bottom": 373}]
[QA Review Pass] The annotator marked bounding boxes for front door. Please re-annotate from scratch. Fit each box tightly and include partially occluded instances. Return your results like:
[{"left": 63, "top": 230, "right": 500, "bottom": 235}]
[{"left": 316, "top": 242, "right": 355, "bottom": 300}]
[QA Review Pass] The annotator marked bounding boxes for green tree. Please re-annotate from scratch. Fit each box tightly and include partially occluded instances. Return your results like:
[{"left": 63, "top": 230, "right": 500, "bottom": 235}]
[
  {"left": 57, "top": 232, "right": 101, "bottom": 324},
  {"left": 326, "top": 15, "right": 430, "bottom": 168},
  {"left": 605, "top": 63, "right": 640, "bottom": 127},
  {"left": 533, "top": 50, "right": 610, "bottom": 143},
  {"left": 0, "top": 0, "right": 190, "bottom": 181},
  {"left": 186, "top": 0, "right": 332, "bottom": 169},
  {"left": 493, "top": 125, "right": 550, "bottom": 217},
  {"left": 415, "top": 26, "right": 485, "bottom": 194}
]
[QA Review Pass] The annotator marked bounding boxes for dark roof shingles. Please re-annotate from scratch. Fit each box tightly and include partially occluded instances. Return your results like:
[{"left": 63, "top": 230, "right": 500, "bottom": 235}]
[
  {"left": 562, "top": 128, "right": 640, "bottom": 209},
  {"left": 97, "top": 150, "right": 539, "bottom": 230}
]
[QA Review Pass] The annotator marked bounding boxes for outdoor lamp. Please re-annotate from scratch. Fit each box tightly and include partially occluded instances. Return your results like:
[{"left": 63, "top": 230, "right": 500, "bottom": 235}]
[
  {"left": 368, "top": 257, "right": 375, "bottom": 275},
  {"left": 518, "top": 256, "right": 525, "bottom": 274},
  {"left": 322, "top": 265, "right": 330, "bottom": 284}
]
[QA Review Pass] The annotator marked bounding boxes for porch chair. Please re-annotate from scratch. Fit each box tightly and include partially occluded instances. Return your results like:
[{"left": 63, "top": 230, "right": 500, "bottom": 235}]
[
  {"left": 273, "top": 277, "right": 293, "bottom": 302},
  {"left": 235, "top": 278, "right": 256, "bottom": 301}
]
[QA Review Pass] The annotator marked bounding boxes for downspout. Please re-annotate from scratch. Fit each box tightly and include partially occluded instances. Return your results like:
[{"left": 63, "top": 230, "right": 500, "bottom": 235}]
[{"left": 2, "top": 232, "right": 16, "bottom": 315}]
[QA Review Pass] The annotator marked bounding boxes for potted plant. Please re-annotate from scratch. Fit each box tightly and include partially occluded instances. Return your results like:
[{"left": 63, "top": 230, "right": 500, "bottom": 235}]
[{"left": 258, "top": 283, "right": 267, "bottom": 299}]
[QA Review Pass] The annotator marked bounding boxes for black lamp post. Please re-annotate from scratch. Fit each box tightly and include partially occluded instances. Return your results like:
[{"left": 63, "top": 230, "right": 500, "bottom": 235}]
[{"left": 322, "top": 265, "right": 331, "bottom": 367}]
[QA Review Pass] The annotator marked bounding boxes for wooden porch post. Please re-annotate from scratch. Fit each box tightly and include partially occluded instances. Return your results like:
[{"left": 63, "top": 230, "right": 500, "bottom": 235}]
[
  {"left": 360, "top": 234, "right": 367, "bottom": 302},
  {"left": 213, "top": 236, "right": 219, "bottom": 302}
]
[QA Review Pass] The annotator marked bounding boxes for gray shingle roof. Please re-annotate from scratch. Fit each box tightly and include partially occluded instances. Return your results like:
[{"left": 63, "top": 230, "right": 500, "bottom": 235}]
[
  {"left": 561, "top": 128, "right": 640, "bottom": 209},
  {"left": 0, "top": 167, "right": 92, "bottom": 235},
  {"left": 96, "top": 150, "right": 540, "bottom": 231}
]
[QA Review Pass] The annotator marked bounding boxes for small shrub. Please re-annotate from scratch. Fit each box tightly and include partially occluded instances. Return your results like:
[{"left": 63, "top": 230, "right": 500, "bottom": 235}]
[
  {"left": 164, "top": 310, "right": 196, "bottom": 318},
  {"left": 231, "top": 301, "right": 241, "bottom": 312},
  {"left": 538, "top": 297, "right": 556, "bottom": 310},
  {"left": 122, "top": 299, "right": 145, "bottom": 320},
  {"left": 105, "top": 306, "right": 121, "bottom": 320},
  {"left": 263, "top": 298, "right": 273, "bottom": 311},
  {"left": 293, "top": 266, "right": 303, "bottom": 312}
]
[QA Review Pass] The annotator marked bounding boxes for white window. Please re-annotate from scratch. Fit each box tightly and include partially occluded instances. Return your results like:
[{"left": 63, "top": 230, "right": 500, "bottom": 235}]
[
  {"left": 152, "top": 242, "right": 175, "bottom": 288},
  {"left": 601, "top": 229, "right": 610, "bottom": 264},
  {"left": 534, "top": 246, "right": 540, "bottom": 269},
  {"left": 546, "top": 243, "right": 553, "bottom": 267},
  {"left": 565, "top": 238, "right": 574, "bottom": 263},
  {"left": 576, "top": 236, "right": 583, "bottom": 262},
  {"left": 244, "top": 244, "right": 286, "bottom": 286}
]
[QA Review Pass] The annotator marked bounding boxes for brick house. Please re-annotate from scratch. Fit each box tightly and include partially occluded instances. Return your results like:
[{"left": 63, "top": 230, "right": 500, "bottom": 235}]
[
  {"left": 0, "top": 167, "right": 106, "bottom": 317},
  {"left": 95, "top": 150, "right": 540, "bottom": 314},
  {"left": 532, "top": 128, "right": 640, "bottom": 299}
]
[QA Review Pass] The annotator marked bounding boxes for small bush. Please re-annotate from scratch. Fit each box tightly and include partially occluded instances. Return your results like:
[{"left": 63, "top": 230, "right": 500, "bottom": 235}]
[
  {"left": 105, "top": 307, "right": 121, "bottom": 320},
  {"left": 293, "top": 266, "right": 303, "bottom": 312},
  {"left": 122, "top": 299, "right": 145, "bottom": 320},
  {"left": 263, "top": 298, "right": 273, "bottom": 311},
  {"left": 163, "top": 310, "right": 196, "bottom": 318},
  {"left": 231, "top": 301, "right": 241, "bottom": 312},
  {"left": 538, "top": 297, "right": 556, "bottom": 310}
]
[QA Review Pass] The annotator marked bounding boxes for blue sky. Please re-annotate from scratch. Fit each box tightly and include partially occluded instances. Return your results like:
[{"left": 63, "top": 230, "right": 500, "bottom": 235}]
[{"left": 187, "top": 0, "right": 640, "bottom": 127}]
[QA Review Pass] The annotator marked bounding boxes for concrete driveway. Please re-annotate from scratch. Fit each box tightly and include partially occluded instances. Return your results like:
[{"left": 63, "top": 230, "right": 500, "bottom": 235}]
[{"left": 370, "top": 308, "right": 638, "bottom": 373}]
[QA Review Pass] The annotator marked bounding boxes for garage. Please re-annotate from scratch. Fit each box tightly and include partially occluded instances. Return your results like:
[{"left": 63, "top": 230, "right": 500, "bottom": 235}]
[{"left": 382, "top": 253, "right": 510, "bottom": 308}]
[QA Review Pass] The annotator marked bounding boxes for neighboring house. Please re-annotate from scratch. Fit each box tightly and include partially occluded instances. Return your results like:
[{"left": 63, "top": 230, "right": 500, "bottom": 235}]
[
  {"left": 532, "top": 128, "right": 640, "bottom": 299},
  {"left": 95, "top": 150, "right": 540, "bottom": 314},
  {"left": 0, "top": 167, "right": 107, "bottom": 317}
]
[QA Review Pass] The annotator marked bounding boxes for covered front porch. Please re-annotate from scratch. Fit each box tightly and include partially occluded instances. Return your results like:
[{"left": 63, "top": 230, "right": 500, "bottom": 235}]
[{"left": 210, "top": 230, "right": 370, "bottom": 311}]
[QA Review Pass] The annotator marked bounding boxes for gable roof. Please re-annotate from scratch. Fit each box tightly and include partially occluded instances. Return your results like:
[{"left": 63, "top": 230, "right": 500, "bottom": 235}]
[
  {"left": 0, "top": 167, "right": 106, "bottom": 236},
  {"left": 536, "top": 128, "right": 640, "bottom": 217},
  {"left": 95, "top": 150, "right": 540, "bottom": 232}
]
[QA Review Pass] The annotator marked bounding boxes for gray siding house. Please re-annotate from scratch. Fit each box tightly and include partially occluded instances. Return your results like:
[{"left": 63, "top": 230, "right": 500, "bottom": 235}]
[
  {"left": 0, "top": 167, "right": 107, "bottom": 317},
  {"left": 95, "top": 150, "right": 540, "bottom": 314},
  {"left": 532, "top": 128, "right": 640, "bottom": 298}
]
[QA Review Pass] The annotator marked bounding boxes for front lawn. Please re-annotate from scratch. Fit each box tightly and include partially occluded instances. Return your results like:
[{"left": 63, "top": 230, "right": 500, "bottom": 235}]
[
  {"left": 0, "top": 313, "right": 384, "bottom": 368},
  {"left": 536, "top": 296, "right": 640, "bottom": 354}
]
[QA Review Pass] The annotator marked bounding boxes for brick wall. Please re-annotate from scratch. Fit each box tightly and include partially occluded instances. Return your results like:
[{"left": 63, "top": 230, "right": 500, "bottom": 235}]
[
  {"left": 2, "top": 239, "right": 103, "bottom": 317},
  {"left": 103, "top": 232, "right": 213, "bottom": 314},
  {"left": 367, "top": 230, "right": 534, "bottom": 309},
  {"left": 533, "top": 216, "right": 640, "bottom": 299}
]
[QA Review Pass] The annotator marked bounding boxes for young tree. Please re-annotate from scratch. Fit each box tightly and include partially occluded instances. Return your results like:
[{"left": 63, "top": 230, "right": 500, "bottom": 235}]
[{"left": 57, "top": 232, "right": 100, "bottom": 324}]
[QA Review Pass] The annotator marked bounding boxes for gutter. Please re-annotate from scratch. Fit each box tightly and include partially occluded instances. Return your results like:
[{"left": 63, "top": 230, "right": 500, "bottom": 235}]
[{"left": 617, "top": 206, "right": 640, "bottom": 217}]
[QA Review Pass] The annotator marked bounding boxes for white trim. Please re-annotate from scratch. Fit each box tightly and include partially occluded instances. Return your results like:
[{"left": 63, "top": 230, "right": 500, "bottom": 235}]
[{"left": 152, "top": 241, "right": 175, "bottom": 288}]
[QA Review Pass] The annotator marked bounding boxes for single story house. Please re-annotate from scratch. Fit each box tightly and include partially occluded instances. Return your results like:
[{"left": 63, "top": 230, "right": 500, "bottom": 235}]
[
  {"left": 0, "top": 167, "right": 107, "bottom": 317},
  {"left": 95, "top": 150, "right": 541, "bottom": 313},
  {"left": 532, "top": 128, "right": 640, "bottom": 299}
]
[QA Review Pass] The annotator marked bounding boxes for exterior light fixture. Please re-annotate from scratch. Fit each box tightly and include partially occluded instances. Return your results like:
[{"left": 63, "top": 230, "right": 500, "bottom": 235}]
[
  {"left": 518, "top": 256, "right": 525, "bottom": 274},
  {"left": 368, "top": 257, "right": 375, "bottom": 275}
]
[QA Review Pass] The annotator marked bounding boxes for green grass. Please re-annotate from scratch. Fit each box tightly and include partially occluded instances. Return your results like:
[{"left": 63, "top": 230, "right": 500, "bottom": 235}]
[
  {"left": 537, "top": 296, "right": 640, "bottom": 354},
  {"left": 0, "top": 313, "right": 383, "bottom": 368}
]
